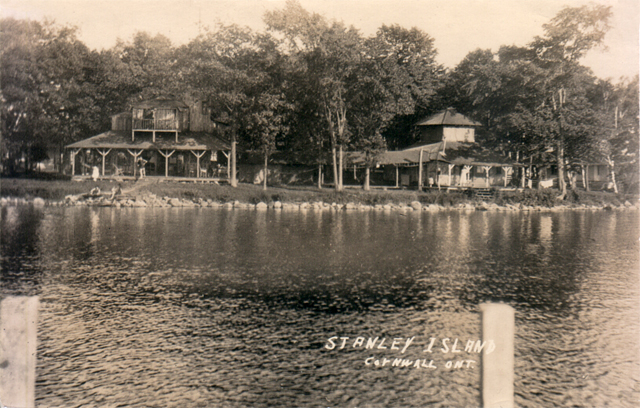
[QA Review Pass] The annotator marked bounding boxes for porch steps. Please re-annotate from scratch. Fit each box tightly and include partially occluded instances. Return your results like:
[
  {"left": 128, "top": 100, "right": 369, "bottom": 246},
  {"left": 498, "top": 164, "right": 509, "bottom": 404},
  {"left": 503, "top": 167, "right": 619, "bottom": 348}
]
[{"left": 474, "top": 188, "right": 495, "bottom": 200}]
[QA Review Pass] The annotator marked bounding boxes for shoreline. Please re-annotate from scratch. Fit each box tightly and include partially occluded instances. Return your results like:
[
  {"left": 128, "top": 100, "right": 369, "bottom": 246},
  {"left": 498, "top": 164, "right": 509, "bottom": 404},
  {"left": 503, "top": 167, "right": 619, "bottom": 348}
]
[
  {"left": 2, "top": 194, "right": 638, "bottom": 212},
  {"left": 1, "top": 177, "right": 638, "bottom": 213}
]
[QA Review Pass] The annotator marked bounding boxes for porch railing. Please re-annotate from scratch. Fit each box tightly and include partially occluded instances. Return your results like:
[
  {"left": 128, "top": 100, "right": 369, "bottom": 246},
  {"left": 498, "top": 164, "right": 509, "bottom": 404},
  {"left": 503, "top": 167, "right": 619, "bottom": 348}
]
[{"left": 132, "top": 118, "right": 178, "bottom": 130}]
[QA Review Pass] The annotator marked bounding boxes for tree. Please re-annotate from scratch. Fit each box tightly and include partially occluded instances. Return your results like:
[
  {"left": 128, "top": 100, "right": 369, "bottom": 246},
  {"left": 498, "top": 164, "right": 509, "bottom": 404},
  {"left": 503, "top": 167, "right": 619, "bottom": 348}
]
[
  {"left": 266, "top": 1, "right": 365, "bottom": 191},
  {"left": 590, "top": 76, "right": 640, "bottom": 193},
  {"left": 367, "top": 24, "right": 444, "bottom": 150},
  {"left": 1, "top": 18, "right": 103, "bottom": 173},
  {"left": 523, "top": 4, "right": 612, "bottom": 198},
  {"left": 178, "top": 24, "right": 262, "bottom": 187},
  {"left": 440, "top": 5, "right": 612, "bottom": 198}
]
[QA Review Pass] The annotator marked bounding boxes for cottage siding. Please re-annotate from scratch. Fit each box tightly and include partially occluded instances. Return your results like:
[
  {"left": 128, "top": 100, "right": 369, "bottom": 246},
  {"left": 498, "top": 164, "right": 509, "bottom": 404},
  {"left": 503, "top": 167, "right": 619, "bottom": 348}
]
[
  {"left": 188, "top": 101, "right": 217, "bottom": 133},
  {"left": 111, "top": 113, "right": 132, "bottom": 131},
  {"left": 443, "top": 127, "right": 475, "bottom": 143}
]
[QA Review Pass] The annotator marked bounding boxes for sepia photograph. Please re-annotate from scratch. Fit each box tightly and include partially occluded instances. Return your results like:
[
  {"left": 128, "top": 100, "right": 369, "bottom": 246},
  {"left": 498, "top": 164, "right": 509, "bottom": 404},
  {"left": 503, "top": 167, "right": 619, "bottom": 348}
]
[{"left": 1, "top": 0, "right": 639, "bottom": 406}]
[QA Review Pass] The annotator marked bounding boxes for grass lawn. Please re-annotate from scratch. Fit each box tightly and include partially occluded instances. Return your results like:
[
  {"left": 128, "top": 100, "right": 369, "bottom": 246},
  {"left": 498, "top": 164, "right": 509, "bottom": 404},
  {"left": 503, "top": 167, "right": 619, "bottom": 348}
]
[{"left": 0, "top": 176, "right": 635, "bottom": 207}]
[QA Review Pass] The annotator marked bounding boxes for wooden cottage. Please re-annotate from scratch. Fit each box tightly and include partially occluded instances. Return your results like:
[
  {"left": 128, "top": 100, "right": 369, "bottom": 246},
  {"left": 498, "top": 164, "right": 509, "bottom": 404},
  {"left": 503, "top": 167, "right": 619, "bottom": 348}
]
[
  {"left": 66, "top": 98, "right": 230, "bottom": 181},
  {"left": 415, "top": 107, "right": 481, "bottom": 144},
  {"left": 376, "top": 109, "right": 524, "bottom": 189}
]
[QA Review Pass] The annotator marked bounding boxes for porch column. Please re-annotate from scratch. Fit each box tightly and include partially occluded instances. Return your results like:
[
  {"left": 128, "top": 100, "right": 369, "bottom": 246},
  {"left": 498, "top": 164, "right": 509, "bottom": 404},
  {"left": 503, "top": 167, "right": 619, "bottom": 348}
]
[
  {"left": 502, "top": 166, "right": 513, "bottom": 187},
  {"left": 418, "top": 149, "right": 424, "bottom": 191},
  {"left": 97, "top": 148, "right": 111, "bottom": 176},
  {"left": 460, "top": 165, "right": 472, "bottom": 186},
  {"left": 70, "top": 148, "right": 80, "bottom": 176},
  {"left": 221, "top": 150, "right": 230, "bottom": 182},
  {"left": 127, "top": 149, "right": 144, "bottom": 178},
  {"left": 395, "top": 165, "right": 399, "bottom": 188},
  {"left": 191, "top": 150, "right": 206, "bottom": 178},
  {"left": 583, "top": 164, "right": 590, "bottom": 191},
  {"left": 448, "top": 164, "right": 455, "bottom": 186},
  {"left": 482, "top": 166, "right": 492, "bottom": 187},
  {"left": 158, "top": 149, "right": 175, "bottom": 178}
]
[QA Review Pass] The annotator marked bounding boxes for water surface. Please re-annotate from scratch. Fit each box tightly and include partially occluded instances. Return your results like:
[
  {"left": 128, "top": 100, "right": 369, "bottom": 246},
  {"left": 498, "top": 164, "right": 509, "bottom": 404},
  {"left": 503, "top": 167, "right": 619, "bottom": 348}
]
[{"left": 1, "top": 206, "right": 639, "bottom": 407}]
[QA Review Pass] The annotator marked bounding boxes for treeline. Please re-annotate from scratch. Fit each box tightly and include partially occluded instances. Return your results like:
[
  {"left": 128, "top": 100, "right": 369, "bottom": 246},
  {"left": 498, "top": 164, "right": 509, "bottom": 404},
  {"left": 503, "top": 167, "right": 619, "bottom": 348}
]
[{"left": 1, "top": 1, "right": 638, "bottom": 194}]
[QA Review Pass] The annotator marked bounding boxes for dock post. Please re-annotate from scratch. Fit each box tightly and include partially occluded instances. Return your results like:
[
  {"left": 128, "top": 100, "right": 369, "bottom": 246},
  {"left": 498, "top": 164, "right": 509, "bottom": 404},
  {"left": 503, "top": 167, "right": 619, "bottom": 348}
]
[
  {"left": 480, "top": 303, "right": 514, "bottom": 408},
  {"left": 0, "top": 296, "right": 39, "bottom": 408}
]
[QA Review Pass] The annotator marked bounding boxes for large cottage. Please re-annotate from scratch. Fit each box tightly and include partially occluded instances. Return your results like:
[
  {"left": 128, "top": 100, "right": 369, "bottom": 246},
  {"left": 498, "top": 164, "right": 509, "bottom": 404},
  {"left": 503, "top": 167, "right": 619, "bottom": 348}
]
[{"left": 66, "top": 97, "right": 230, "bottom": 181}]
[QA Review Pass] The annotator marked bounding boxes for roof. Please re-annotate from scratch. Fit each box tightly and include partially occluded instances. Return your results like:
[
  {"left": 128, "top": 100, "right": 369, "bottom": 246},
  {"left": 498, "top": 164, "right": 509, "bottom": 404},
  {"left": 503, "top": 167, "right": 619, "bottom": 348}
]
[
  {"left": 373, "top": 142, "right": 445, "bottom": 165},
  {"left": 415, "top": 108, "right": 482, "bottom": 127},
  {"left": 376, "top": 141, "right": 522, "bottom": 167},
  {"left": 66, "top": 131, "right": 229, "bottom": 151},
  {"left": 132, "top": 98, "right": 189, "bottom": 109}
]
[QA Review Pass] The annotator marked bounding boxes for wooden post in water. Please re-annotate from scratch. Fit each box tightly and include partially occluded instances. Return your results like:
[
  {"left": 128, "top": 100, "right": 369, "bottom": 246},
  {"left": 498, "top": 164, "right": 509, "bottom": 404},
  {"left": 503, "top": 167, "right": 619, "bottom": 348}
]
[
  {"left": 0, "top": 296, "right": 39, "bottom": 408},
  {"left": 480, "top": 303, "right": 514, "bottom": 408}
]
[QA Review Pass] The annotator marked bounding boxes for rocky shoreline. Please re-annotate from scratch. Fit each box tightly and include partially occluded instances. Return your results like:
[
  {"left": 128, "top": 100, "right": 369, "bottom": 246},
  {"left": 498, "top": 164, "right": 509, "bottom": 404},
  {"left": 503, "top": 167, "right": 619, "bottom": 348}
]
[{"left": 2, "top": 194, "right": 638, "bottom": 212}]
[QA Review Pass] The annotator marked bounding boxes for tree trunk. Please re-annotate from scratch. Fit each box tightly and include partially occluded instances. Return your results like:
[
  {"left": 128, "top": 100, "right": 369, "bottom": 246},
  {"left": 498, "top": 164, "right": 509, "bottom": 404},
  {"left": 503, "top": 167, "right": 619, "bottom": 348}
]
[
  {"left": 556, "top": 139, "right": 567, "bottom": 199},
  {"left": 568, "top": 170, "right": 577, "bottom": 191},
  {"left": 338, "top": 144, "right": 344, "bottom": 191},
  {"left": 581, "top": 165, "right": 587, "bottom": 190},
  {"left": 363, "top": 165, "right": 370, "bottom": 191},
  {"left": 263, "top": 150, "right": 268, "bottom": 191},
  {"left": 332, "top": 145, "right": 339, "bottom": 192},
  {"left": 230, "top": 140, "right": 238, "bottom": 187},
  {"left": 317, "top": 164, "right": 322, "bottom": 189},
  {"left": 608, "top": 158, "right": 619, "bottom": 194}
]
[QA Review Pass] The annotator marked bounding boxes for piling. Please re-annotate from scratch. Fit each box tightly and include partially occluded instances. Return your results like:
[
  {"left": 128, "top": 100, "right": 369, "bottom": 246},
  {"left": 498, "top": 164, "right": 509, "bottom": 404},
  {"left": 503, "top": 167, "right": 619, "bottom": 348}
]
[
  {"left": 480, "top": 302, "right": 514, "bottom": 408},
  {"left": 0, "top": 296, "right": 39, "bottom": 408}
]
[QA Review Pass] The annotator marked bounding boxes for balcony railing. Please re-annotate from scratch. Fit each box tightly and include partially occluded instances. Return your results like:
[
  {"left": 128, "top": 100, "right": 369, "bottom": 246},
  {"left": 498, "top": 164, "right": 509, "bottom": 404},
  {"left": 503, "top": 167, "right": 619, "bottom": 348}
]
[{"left": 132, "top": 118, "right": 178, "bottom": 131}]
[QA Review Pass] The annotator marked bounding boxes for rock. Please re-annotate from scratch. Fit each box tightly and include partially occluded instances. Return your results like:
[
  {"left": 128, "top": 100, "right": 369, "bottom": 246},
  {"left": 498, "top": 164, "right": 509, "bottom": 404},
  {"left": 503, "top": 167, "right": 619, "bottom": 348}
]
[
  {"left": 169, "top": 198, "right": 182, "bottom": 207},
  {"left": 383, "top": 204, "right": 392, "bottom": 211},
  {"left": 273, "top": 201, "right": 282, "bottom": 209},
  {"left": 223, "top": 202, "right": 233, "bottom": 209},
  {"left": 299, "top": 202, "right": 309, "bottom": 209},
  {"left": 624, "top": 200, "right": 632, "bottom": 207},
  {"left": 256, "top": 202, "right": 268, "bottom": 210},
  {"left": 33, "top": 197, "right": 45, "bottom": 207},
  {"left": 410, "top": 201, "right": 422, "bottom": 211}
]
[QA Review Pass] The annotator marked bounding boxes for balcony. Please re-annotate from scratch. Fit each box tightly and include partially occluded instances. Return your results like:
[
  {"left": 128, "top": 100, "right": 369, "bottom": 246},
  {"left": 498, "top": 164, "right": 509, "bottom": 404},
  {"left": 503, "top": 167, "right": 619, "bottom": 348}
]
[{"left": 132, "top": 118, "right": 178, "bottom": 131}]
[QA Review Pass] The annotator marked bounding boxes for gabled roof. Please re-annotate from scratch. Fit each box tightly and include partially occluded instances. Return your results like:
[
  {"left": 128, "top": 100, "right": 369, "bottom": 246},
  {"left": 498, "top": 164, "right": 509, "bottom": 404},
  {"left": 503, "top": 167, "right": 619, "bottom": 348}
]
[
  {"left": 415, "top": 108, "right": 482, "bottom": 127},
  {"left": 132, "top": 98, "right": 189, "bottom": 109},
  {"left": 66, "top": 131, "right": 229, "bottom": 151}
]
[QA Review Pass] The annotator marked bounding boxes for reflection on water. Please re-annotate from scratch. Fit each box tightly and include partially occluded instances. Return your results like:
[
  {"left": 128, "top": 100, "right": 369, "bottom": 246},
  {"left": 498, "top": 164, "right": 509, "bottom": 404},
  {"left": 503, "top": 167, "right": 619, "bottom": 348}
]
[{"left": 1, "top": 206, "right": 639, "bottom": 407}]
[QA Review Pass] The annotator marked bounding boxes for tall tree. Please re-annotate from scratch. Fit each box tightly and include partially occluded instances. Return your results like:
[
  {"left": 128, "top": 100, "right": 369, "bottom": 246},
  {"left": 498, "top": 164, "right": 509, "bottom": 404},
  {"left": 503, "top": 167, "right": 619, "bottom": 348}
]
[
  {"left": 367, "top": 24, "right": 444, "bottom": 150},
  {"left": 178, "top": 24, "right": 261, "bottom": 187},
  {"left": 590, "top": 76, "right": 640, "bottom": 193},
  {"left": 441, "top": 5, "right": 612, "bottom": 198},
  {"left": 265, "top": 0, "right": 365, "bottom": 191},
  {"left": 521, "top": 4, "right": 612, "bottom": 198},
  {"left": 1, "top": 18, "right": 103, "bottom": 173}
]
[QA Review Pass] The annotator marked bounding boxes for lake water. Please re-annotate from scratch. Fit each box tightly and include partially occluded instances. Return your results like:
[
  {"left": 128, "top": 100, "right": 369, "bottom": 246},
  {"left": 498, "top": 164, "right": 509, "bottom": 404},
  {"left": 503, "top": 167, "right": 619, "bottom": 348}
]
[{"left": 1, "top": 205, "right": 639, "bottom": 407}]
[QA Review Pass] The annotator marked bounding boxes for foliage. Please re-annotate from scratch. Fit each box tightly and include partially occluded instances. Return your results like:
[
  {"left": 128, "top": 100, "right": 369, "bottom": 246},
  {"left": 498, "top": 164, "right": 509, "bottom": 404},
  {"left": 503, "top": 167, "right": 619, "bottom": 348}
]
[{"left": 1, "top": 18, "right": 103, "bottom": 173}]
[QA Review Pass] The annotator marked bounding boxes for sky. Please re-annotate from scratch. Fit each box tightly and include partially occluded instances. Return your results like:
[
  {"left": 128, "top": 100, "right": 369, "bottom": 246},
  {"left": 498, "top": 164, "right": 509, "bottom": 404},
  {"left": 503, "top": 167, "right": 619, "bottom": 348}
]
[{"left": 2, "top": 0, "right": 638, "bottom": 81}]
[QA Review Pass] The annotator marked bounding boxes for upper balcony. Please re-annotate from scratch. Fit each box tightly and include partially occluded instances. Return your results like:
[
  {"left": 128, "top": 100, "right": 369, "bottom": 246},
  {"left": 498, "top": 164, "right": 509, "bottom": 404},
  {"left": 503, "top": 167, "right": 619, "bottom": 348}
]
[{"left": 131, "top": 99, "right": 190, "bottom": 142}]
